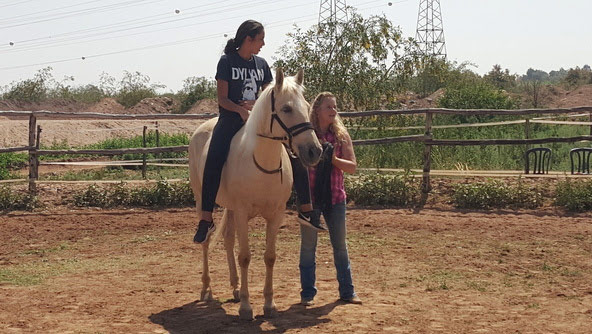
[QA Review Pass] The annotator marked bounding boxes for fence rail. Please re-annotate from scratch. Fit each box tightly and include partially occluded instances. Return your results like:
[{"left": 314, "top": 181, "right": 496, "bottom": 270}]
[{"left": 2, "top": 108, "right": 592, "bottom": 205}]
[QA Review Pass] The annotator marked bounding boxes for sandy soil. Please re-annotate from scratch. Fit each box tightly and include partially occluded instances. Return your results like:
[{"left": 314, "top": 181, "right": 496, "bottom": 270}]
[{"left": 1, "top": 200, "right": 591, "bottom": 333}]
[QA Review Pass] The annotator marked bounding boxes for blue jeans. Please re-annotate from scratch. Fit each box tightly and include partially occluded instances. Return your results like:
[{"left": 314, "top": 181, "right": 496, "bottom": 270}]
[{"left": 299, "top": 202, "right": 355, "bottom": 300}]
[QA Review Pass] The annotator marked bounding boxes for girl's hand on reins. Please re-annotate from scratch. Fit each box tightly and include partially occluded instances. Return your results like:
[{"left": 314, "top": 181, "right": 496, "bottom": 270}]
[
  {"left": 240, "top": 100, "right": 256, "bottom": 111},
  {"left": 239, "top": 108, "right": 250, "bottom": 122}
]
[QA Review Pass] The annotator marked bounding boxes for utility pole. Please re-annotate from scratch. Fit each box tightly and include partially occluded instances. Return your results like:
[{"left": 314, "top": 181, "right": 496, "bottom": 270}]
[{"left": 415, "top": 0, "right": 447, "bottom": 58}]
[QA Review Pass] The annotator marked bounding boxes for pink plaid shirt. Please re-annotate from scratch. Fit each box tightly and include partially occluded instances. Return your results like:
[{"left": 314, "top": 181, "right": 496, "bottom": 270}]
[{"left": 308, "top": 131, "right": 346, "bottom": 205}]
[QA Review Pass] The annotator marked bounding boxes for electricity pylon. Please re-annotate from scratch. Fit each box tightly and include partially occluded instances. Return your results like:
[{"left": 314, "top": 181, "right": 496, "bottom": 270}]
[
  {"left": 415, "top": 0, "right": 447, "bottom": 58},
  {"left": 318, "top": 0, "right": 348, "bottom": 25}
]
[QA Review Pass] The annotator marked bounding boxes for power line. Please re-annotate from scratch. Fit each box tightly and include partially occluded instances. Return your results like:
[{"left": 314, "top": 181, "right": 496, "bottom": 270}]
[
  {"left": 0, "top": 0, "right": 36, "bottom": 9},
  {"left": 0, "top": 0, "right": 104, "bottom": 22},
  {"left": 2, "top": 0, "right": 236, "bottom": 48},
  {"left": 0, "top": 0, "right": 391, "bottom": 72},
  {"left": 0, "top": 0, "right": 163, "bottom": 30},
  {"left": 2, "top": 0, "right": 278, "bottom": 51}
]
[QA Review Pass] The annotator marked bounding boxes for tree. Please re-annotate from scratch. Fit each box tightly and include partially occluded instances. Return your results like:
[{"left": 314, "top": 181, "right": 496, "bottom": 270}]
[
  {"left": 2, "top": 67, "right": 54, "bottom": 102},
  {"left": 116, "top": 71, "right": 165, "bottom": 108},
  {"left": 522, "top": 68, "right": 549, "bottom": 82},
  {"left": 437, "top": 81, "right": 518, "bottom": 111},
  {"left": 484, "top": 64, "right": 516, "bottom": 90},
  {"left": 274, "top": 11, "right": 418, "bottom": 110},
  {"left": 177, "top": 76, "right": 217, "bottom": 113}
]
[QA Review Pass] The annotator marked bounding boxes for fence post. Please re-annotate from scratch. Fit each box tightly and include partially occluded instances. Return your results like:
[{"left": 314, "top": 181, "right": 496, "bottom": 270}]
[
  {"left": 28, "top": 114, "right": 37, "bottom": 194},
  {"left": 420, "top": 112, "right": 433, "bottom": 206},
  {"left": 524, "top": 118, "right": 531, "bottom": 152},
  {"left": 155, "top": 121, "right": 160, "bottom": 175},
  {"left": 589, "top": 112, "right": 592, "bottom": 136},
  {"left": 142, "top": 125, "right": 147, "bottom": 179}
]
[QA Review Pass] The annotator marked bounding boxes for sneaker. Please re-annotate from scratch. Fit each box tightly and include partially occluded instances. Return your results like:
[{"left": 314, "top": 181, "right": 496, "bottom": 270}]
[
  {"left": 300, "top": 298, "right": 314, "bottom": 306},
  {"left": 297, "top": 211, "right": 326, "bottom": 231},
  {"left": 193, "top": 220, "right": 215, "bottom": 244},
  {"left": 341, "top": 295, "right": 362, "bottom": 304}
]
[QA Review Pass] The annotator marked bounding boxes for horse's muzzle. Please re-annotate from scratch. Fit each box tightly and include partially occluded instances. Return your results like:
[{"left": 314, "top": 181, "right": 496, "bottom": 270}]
[{"left": 298, "top": 143, "right": 322, "bottom": 167}]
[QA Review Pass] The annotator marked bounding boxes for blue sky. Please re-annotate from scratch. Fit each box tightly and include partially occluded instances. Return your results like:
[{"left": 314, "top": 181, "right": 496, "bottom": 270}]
[{"left": 0, "top": 0, "right": 590, "bottom": 92}]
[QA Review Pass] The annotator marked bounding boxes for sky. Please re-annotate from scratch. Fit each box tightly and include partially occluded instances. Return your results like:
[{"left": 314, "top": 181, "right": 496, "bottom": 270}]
[{"left": 0, "top": 0, "right": 591, "bottom": 93}]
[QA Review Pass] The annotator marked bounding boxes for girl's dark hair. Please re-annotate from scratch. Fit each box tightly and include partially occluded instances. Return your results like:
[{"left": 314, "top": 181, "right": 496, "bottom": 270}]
[{"left": 224, "top": 20, "right": 264, "bottom": 55}]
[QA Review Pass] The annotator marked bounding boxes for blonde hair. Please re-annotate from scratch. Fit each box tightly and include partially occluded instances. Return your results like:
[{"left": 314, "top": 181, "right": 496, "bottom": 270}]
[{"left": 309, "top": 92, "right": 348, "bottom": 143}]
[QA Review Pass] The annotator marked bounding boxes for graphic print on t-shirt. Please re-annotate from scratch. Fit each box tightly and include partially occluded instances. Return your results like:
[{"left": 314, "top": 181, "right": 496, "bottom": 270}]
[
  {"left": 231, "top": 67, "right": 264, "bottom": 101},
  {"left": 241, "top": 77, "right": 257, "bottom": 101}
]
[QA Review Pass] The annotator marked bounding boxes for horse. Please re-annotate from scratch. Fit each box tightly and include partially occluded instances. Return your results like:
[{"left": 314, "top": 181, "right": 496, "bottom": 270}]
[{"left": 188, "top": 68, "right": 322, "bottom": 320}]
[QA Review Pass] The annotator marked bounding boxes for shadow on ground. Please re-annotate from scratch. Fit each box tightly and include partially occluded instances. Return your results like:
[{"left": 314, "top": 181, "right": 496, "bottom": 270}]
[{"left": 149, "top": 299, "right": 342, "bottom": 334}]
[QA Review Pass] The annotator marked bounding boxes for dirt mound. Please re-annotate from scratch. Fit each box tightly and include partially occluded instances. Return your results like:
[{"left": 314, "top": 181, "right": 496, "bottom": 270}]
[
  {"left": 83, "top": 98, "right": 125, "bottom": 114},
  {"left": 547, "top": 84, "right": 592, "bottom": 108},
  {"left": 0, "top": 98, "right": 90, "bottom": 113},
  {"left": 397, "top": 89, "right": 444, "bottom": 109},
  {"left": 128, "top": 97, "right": 179, "bottom": 114},
  {"left": 186, "top": 98, "right": 218, "bottom": 114}
]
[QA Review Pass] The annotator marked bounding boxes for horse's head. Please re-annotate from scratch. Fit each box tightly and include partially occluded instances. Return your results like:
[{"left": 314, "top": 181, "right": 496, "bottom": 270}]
[{"left": 255, "top": 68, "right": 322, "bottom": 167}]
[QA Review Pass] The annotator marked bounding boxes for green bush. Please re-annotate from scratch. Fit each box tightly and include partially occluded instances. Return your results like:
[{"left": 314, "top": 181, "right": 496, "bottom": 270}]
[
  {"left": 0, "top": 186, "right": 40, "bottom": 211},
  {"left": 438, "top": 81, "right": 518, "bottom": 110},
  {"left": 0, "top": 153, "right": 28, "bottom": 180},
  {"left": 555, "top": 179, "right": 592, "bottom": 211},
  {"left": 452, "top": 179, "right": 542, "bottom": 209},
  {"left": 2, "top": 67, "right": 52, "bottom": 102},
  {"left": 73, "top": 180, "right": 194, "bottom": 208},
  {"left": 115, "top": 71, "right": 165, "bottom": 108},
  {"left": 345, "top": 172, "right": 420, "bottom": 206},
  {"left": 177, "top": 76, "right": 217, "bottom": 113},
  {"left": 72, "top": 184, "right": 109, "bottom": 207}
]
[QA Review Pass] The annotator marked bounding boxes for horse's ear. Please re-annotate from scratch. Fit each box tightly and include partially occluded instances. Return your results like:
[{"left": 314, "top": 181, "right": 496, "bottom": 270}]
[
  {"left": 275, "top": 68, "right": 284, "bottom": 88},
  {"left": 295, "top": 69, "right": 304, "bottom": 86}
]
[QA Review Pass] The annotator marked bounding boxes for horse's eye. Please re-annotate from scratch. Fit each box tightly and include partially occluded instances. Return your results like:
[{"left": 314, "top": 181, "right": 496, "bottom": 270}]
[{"left": 281, "top": 105, "right": 293, "bottom": 113}]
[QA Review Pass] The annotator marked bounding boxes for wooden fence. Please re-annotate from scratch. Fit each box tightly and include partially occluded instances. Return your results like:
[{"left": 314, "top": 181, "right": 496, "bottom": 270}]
[{"left": 2, "top": 107, "right": 592, "bottom": 204}]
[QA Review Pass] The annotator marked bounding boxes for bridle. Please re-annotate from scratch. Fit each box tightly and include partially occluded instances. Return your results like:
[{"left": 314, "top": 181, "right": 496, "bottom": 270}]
[
  {"left": 257, "top": 90, "right": 314, "bottom": 153},
  {"left": 253, "top": 89, "right": 314, "bottom": 182}
]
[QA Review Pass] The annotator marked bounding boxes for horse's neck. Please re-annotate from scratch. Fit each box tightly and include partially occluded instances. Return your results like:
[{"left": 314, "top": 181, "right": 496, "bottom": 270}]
[{"left": 243, "top": 92, "right": 284, "bottom": 169}]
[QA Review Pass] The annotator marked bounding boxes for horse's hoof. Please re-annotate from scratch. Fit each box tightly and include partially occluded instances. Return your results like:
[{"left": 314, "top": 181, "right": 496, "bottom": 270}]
[
  {"left": 200, "top": 290, "right": 213, "bottom": 302},
  {"left": 233, "top": 289, "right": 240, "bottom": 302},
  {"left": 239, "top": 307, "right": 254, "bottom": 321},
  {"left": 263, "top": 306, "right": 278, "bottom": 318}
]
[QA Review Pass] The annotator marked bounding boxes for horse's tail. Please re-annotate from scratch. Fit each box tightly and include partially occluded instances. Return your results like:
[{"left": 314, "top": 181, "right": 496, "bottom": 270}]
[{"left": 210, "top": 208, "right": 231, "bottom": 245}]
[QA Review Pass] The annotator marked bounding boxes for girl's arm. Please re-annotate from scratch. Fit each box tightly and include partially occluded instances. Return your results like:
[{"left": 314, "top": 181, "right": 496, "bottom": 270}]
[
  {"left": 217, "top": 79, "right": 250, "bottom": 121},
  {"left": 332, "top": 132, "right": 357, "bottom": 174}
]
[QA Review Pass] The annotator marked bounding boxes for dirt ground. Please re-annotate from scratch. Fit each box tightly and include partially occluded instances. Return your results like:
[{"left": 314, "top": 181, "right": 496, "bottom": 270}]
[
  {"left": 1, "top": 196, "right": 591, "bottom": 333},
  {"left": 2, "top": 88, "right": 592, "bottom": 333}
]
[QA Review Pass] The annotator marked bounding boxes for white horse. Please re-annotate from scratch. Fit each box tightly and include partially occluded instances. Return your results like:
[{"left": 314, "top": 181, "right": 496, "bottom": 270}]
[{"left": 188, "top": 69, "right": 322, "bottom": 320}]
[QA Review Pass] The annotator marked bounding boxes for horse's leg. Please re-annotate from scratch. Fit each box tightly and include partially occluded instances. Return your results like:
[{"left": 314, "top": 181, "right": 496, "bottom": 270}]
[
  {"left": 192, "top": 194, "right": 213, "bottom": 302},
  {"left": 263, "top": 211, "right": 282, "bottom": 318},
  {"left": 200, "top": 241, "right": 213, "bottom": 301},
  {"left": 223, "top": 209, "right": 240, "bottom": 301},
  {"left": 235, "top": 210, "right": 253, "bottom": 320}
]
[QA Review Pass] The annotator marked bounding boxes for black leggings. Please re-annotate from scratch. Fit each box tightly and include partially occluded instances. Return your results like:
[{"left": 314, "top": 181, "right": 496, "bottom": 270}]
[{"left": 201, "top": 111, "right": 311, "bottom": 213}]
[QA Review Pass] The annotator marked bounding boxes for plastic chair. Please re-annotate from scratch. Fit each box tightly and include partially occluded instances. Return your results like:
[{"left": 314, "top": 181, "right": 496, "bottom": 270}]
[
  {"left": 524, "top": 147, "right": 552, "bottom": 174},
  {"left": 570, "top": 148, "right": 592, "bottom": 174}
]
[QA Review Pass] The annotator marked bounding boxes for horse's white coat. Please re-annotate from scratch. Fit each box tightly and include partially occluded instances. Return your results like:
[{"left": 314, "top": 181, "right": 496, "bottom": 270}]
[{"left": 188, "top": 69, "right": 321, "bottom": 319}]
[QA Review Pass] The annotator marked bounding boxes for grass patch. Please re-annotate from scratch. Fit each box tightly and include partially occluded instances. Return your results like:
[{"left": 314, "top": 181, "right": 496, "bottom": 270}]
[{"left": 23, "top": 243, "right": 70, "bottom": 256}]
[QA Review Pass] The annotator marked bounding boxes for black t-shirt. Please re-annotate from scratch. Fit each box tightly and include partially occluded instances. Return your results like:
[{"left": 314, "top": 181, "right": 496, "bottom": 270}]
[{"left": 215, "top": 52, "right": 273, "bottom": 114}]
